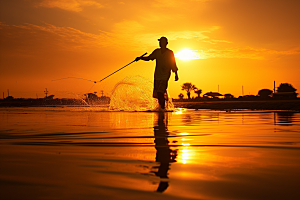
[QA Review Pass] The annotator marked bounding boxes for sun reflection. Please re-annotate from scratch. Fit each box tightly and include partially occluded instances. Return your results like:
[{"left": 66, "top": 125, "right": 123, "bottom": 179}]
[
  {"left": 180, "top": 148, "right": 190, "bottom": 164},
  {"left": 181, "top": 138, "right": 191, "bottom": 141},
  {"left": 175, "top": 110, "right": 182, "bottom": 114},
  {"left": 180, "top": 132, "right": 189, "bottom": 136},
  {"left": 175, "top": 108, "right": 185, "bottom": 114},
  {"left": 182, "top": 143, "right": 190, "bottom": 146}
]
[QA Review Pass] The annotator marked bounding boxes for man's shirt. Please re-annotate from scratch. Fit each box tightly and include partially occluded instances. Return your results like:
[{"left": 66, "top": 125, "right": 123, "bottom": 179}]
[{"left": 148, "top": 48, "right": 178, "bottom": 80}]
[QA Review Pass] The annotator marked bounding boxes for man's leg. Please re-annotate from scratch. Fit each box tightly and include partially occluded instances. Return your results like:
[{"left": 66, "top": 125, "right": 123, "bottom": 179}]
[{"left": 157, "top": 92, "right": 165, "bottom": 109}]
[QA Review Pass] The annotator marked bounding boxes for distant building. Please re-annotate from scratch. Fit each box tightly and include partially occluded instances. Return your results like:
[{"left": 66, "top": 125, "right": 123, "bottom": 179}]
[
  {"left": 224, "top": 93, "right": 234, "bottom": 99},
  {"left": 203, "top": 92, "right": 223, "bottom": 99},
  {"left": 5, "top": 96, "right": 14, "bottom": 100},
  {"left": 44, "top": 95, "right": 55, "bottom": 100},
  {"left": 84, "top": 92, "right": 110, "bottom": 104},
  {"left": 273, "top": 92, "right": 298, "bottom": 99}
]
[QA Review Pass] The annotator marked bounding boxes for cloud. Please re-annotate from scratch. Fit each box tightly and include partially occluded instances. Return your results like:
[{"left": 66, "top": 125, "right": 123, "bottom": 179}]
[
  {"left": 198, "top": 47, "right": 300, "bottom": 60},
  {"left": 37, "top": 0, "right": 103, "bottom": 12},
  {"left": 0, "top": 22, "right": 112, "bottom": 57},
  {"left": 2, "top": 21, "right": 297, "bottom": 61},
  {"left": 167, "top": 30, "right": 231, "bottom": 44},
  {"left": 153, "top": 0, "right": 183, "bottom": 8},
  {"left": 109, "top": 20, "right": 231, "bottom": 50},
  {"left": 0, "top": 18, "right": 231, "bottom": 58},
  {"left": 153, "top": 0, "right": 212, "bottom": 8}
]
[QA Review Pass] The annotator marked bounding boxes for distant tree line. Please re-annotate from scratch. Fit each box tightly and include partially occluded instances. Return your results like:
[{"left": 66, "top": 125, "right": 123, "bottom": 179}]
[{"left": 177, "top": 82, "right": 298, "bottom": 100}]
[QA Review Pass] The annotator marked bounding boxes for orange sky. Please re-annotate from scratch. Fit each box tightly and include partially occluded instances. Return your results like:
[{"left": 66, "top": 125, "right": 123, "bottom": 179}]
[{"left": 1, "top": 0, "right": 300, "bottom": 98}]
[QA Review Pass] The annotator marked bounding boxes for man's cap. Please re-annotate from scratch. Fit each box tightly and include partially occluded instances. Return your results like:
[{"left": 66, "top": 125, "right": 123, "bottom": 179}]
[{"left": 158, "top": 36, "right": 168, "bottom": 43}]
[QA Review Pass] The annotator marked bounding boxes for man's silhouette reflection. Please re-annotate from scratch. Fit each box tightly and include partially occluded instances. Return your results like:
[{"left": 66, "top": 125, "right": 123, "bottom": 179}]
[{"left": 151, "top": 112, "right": 177, "bottom": 192}]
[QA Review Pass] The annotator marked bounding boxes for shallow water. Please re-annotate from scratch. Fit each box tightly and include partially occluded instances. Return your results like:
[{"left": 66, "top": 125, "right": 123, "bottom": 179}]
[{"left": 0, "top": 107, "right": 300, "bottom": 200}]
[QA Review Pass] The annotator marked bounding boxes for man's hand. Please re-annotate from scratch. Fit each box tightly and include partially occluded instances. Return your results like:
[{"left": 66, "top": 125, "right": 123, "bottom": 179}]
[
  {"left": 135, "top": 57, "right": 141, "bottom": 62},
  {"left": 175, "top": 74, "right": 179, "bottom": 81}
]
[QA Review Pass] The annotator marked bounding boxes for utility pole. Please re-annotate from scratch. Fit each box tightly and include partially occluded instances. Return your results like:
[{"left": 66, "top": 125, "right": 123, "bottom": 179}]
[
  {"left": 273, "top": 81, "right": 276, "bottom": 93},
  {"left": 101, "top": 90, "right": 104, "bottom": 97},
  {"left": 44, "top": 88, "right": 48, "bottom": 98},
  {"left": 242, "top": 86, "right": 244, "bottom": 96}
]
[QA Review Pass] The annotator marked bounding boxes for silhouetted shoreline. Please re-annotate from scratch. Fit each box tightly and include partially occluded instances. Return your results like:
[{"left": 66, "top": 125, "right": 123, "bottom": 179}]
[
  {"left": 0, "top": 98, "right": 106, "bottom": 107},
  {"left": 1, "top": 98, "right": 300, "bottom": 111},
  {"left": 173, "top": 99, "right": 300, "bottom": 111}
]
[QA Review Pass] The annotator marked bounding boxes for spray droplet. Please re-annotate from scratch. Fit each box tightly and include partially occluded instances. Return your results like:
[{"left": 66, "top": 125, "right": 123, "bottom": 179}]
[{"left": 109, "top": 76, "right": 174, "bottom": 111}]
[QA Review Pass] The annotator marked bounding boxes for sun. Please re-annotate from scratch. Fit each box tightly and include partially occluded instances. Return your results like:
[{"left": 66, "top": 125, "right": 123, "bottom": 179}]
[{"left": 175, "top": 48, "right": 200, "bottom": 61}]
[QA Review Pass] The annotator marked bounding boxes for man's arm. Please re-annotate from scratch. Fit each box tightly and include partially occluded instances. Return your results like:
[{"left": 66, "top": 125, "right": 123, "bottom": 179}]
[
  {"left": 135, "top": 49, "right": 156, "bottom": 61},
  {"left": 170, "top": 50, "right": 179, "bottom": 81}
]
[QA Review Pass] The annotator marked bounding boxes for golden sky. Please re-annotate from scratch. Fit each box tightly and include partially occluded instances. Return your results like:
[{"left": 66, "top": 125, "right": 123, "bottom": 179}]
[{"left": 1, "top": 0, "right": 300, "bottom": 98}]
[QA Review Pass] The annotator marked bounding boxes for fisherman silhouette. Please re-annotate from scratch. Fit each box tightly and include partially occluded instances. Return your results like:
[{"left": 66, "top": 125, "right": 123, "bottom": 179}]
[
  {"left": 151, "top": 112, "right": 177, "bottom": 192},
  {"left": 135, "top": 37, "right": 179, "bottom": 110}
]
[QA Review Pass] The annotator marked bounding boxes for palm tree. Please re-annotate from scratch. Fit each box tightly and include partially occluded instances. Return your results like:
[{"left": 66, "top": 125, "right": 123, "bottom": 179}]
[
  {"left": 181, "top": 83, "right": 197, "bottom": 99},
  {"left": 194, "top": 89, "right": 202, "bottom": 98}
]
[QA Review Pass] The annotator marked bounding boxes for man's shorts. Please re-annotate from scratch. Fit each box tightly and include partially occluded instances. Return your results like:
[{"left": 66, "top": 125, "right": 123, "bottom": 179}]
[{"left": 153, "top": 80, "right": 168, "bottom": 99}]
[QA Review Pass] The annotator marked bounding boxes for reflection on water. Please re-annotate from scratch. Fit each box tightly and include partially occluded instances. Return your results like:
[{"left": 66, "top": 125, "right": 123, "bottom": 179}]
[
  {"left": 0, "top": 107, "right": 300, "bottom": 200},
  {"left": 275, "top": 111, "right": 296, "bottom": 125},
  {"left": 152, "top": 112, "right": 177, "bottom": 192}
]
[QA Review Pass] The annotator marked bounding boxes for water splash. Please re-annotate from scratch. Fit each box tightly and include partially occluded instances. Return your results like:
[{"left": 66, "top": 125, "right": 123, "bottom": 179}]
[{"left": 109, "top": 76, "right": 174, "bottom": 111}]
